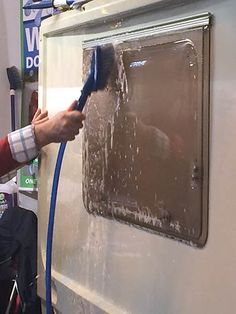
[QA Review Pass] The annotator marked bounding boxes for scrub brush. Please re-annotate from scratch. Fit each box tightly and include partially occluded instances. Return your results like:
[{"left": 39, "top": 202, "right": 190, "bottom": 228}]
[{"left": 6, "top": 66, "right": 22, "bottom": 131}]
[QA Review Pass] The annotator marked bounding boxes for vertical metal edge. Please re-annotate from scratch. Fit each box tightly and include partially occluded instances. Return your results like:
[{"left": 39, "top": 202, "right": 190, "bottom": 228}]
[
  {"left": 37, "top": 31, "right": 48, "bottom": 301},
  {"left": 20, "top": 0, "right": 24, "bottom": 128},
  {"left": 197, "top": 18, "right": 211, "bottom": 248}
]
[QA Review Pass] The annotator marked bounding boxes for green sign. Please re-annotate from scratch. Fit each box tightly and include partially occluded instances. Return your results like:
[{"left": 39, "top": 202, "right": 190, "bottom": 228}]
[{"left": 18, "top": 158, "right": 38, "bottom": 191}]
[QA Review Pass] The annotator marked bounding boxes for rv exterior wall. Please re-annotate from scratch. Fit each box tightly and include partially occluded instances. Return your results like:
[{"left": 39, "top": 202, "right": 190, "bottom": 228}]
[{"left": 38, "top": 1, "right": 236, "bottom": 313}]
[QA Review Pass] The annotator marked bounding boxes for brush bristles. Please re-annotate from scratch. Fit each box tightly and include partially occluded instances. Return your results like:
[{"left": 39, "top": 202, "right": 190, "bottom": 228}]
[
  {"left": 96, "top": 45, "right": 115, "bottom": 90},
  {"left": 7, "top": 66, "right": 22, "bottom": 90}
]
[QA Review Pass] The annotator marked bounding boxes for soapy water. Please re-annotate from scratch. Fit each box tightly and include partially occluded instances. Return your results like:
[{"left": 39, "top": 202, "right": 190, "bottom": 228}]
[{"left": 82, "top": 35, "right": 203, "bottom": 242}]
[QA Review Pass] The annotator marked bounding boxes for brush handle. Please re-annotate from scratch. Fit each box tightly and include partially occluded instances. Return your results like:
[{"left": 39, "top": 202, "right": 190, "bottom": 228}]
[
  {"left": 76, "top": 68, "right": 95, "bottom": 111},
  {"left": 76, "top": 92, "right": 89, "bottom": 111},
  {"left": 10, "top": 91, "right": 16, "bottom": 131}
]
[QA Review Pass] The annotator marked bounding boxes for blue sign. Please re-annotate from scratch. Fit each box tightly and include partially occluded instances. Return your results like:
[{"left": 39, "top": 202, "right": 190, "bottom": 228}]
[{"left": 23, "top": 0, "right": 55, "bottom": 80}]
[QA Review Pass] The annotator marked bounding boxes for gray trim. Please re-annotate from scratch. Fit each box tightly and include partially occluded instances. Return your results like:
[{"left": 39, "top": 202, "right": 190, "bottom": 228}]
[{"left": 83, "top": 12, "right": 211, "bottom": 48}]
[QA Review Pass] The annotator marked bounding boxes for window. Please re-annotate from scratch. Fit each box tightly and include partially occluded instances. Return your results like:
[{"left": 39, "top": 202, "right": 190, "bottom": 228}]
[{"left": 82, "top": 18, "right": 210, "bottom": 247}]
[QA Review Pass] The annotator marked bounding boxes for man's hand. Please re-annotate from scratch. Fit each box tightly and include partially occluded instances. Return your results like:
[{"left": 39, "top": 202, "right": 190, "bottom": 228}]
[
  {"left": 32, "top": 108, "right": 49, "bottom": 125},
  {"left": 33, "top": 101, "right": 85, "bottom": 148}
]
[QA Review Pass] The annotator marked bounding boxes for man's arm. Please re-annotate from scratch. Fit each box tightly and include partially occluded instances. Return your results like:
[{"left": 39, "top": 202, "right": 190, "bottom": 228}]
[
  {"left": 0, "top": 136, "right": 21, "bottom": 180},
  {"left": 0, "top": 101, "right": 85, "bottom": 183},
  {"left": 0, "top": 124, "right": 40, "bottom": 183}
]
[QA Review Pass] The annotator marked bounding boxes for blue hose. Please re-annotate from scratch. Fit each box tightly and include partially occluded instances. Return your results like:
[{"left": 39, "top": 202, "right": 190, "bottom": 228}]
[
  {"left": 45, "top": 46, "right": 114, "bottom": 313},
  {"left": 45, "top": 73, "right": 95, "bottom": 314},
  {"left": 46, "top": 142, "right": 66, "bottom": 313},
  {"left": 45, "top": 55, "right": 96, "bottom": 314}
]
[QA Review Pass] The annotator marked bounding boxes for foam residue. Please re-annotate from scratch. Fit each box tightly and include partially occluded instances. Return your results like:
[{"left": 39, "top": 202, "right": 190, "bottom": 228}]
[{"left": 82, "top": 37, "right": 202, "bottom": 242}]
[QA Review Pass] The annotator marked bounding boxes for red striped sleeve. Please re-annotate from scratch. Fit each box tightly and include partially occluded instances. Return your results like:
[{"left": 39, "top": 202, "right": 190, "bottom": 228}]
[{"left": 0, "top": 137, "right": 20, "bottom": 177}]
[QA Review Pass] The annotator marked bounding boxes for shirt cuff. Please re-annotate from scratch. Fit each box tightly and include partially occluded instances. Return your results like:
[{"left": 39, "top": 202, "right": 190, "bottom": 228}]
[{"left": 8, "top": 125, "right": 39, "bottom": 163}]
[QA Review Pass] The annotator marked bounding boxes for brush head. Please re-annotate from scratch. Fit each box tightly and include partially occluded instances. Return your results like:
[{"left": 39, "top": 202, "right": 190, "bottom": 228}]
[
  {"left": 7, "top": 66, "right": 22, "bottom": 90},
  {"left": 93, "top": 44, "right": 115, "bottom": 91},
  {"left": 76, "top": 45, "right": 115, "bottom": 111}
]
